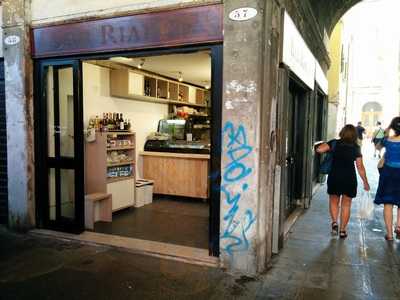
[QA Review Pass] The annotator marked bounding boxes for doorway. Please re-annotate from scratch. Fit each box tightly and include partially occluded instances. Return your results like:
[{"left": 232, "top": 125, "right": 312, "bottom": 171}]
[
  {"left": 285, "top": 79, "right": 308, "bottom": 218},
  {"left": 312, "top": 91, "right": 326, "bottom": 183},
  {"left": 34, "top": 45, "right": 222, "bottom": 256}
]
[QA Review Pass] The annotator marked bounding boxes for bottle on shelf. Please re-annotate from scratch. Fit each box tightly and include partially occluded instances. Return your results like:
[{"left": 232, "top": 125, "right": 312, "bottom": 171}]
[{"left": 119, "top": 113, "right": 125, "bottom": 130}]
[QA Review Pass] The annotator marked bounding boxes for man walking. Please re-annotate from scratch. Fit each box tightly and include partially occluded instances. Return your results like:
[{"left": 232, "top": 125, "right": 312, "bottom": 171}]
[{"left": 356, "top": 121, "right": 366, "bottom": 146}]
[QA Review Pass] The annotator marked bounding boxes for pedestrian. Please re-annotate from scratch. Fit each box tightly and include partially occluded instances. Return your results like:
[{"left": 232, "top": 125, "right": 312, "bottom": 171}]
[
  {"left": 355, "top": 121, "right": 366, "bottom": 147},
  {"left": 372, "top": 121, "right": 385, "bottom": 158},
  {"left": 374, "top": 117, "right": 400, "bottom": 241},
  {"left": 316, "top": 124, "right": 370, "bottom": 239}
]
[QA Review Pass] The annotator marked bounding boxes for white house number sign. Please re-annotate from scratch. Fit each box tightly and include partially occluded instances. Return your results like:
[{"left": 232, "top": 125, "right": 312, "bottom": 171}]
[
  {"left": 4, "top": 35, "right": 21, "bottom": 46},
  {"left": 229, "top": 7, "right": 258, "bottom": 21}
]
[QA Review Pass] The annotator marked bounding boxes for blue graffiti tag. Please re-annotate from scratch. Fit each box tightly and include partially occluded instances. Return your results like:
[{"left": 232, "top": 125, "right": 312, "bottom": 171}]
[{"left": 221, "top": 122, "right": 256, "bottom": 256}]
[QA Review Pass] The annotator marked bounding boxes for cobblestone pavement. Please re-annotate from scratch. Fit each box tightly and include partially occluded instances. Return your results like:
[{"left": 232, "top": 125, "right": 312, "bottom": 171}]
[{"left": 0, "top": 143, "right": 399, "bottom": 299}]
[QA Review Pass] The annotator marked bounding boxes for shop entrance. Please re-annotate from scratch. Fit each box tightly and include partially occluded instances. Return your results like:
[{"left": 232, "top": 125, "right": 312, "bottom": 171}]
[{"left": 34, "top": 45, "right": 222, "bottom": 256}]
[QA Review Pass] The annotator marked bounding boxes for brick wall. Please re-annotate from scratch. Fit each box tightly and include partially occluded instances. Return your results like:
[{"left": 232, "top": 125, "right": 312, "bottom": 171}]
[{"left": 0, "top": 60, "right": 8, "bottom": 225}]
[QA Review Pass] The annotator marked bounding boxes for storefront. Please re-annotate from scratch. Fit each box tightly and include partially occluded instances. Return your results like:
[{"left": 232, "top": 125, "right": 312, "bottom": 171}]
[{"left": 32, "top": 4, "right": 223, "bottom": 258}]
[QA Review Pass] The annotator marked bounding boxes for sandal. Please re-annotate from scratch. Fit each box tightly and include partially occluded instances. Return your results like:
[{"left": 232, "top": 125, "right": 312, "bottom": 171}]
[
  {"left": 339, "top": 231, "right": 348, "bottom": 239},
  {"left": 395, "top": 227, "right": 400, "bottom": 240},
  {"left": 331, "top": 222, "right": 339, "bottom": 236},
  {"left": 385, "top": 235, "right": 394, "bottom": 241}
]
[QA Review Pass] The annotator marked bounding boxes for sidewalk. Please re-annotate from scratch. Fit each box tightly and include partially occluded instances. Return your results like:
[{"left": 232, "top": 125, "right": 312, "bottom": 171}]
[{"left": 0, "top": 145, "right": 399, "bottom": 299}]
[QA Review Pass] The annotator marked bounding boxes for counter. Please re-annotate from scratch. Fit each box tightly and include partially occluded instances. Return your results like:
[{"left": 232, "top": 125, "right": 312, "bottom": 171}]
[{"left": 139, "top": 151, "right": 210, "bottom": 199}]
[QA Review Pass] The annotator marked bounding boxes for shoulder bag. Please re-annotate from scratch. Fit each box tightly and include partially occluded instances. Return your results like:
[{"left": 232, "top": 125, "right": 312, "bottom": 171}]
[{"left": 320, "top": 140, "right": 337, "bottom": 175}]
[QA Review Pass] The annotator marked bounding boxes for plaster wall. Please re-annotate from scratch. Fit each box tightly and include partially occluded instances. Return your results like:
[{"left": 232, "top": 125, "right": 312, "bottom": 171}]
[
  {"left": 0, "top": 6, "right": 3, "bottom": 58},
  {"left": 31, "top": 0, "right": 221, "bottom": 25}
]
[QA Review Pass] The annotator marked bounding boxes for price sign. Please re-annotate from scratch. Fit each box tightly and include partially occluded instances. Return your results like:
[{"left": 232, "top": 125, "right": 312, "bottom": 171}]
[
  {"left": 229, "top": 7, "right": 258, "bottom": 21},
  {"left": 4, "top": 35, "right": 21, "bottom": 46}
]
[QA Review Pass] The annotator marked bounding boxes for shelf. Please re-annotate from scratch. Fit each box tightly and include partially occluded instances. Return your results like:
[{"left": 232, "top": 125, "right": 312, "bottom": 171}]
[
  {"left": 107, "top": 146, "right": 135, "bottom": 151},
  {"left": 107, "top": 176, "right": 135, "bottom": 184},
  {"left": 107, "top": 131, "right": 135, "bottom": 136},
  {"left": 113, "top": 93, "right": 207, "bottom": 109},
  {"left": 107, "top": 160, "right": 135, "bottom": 167}
]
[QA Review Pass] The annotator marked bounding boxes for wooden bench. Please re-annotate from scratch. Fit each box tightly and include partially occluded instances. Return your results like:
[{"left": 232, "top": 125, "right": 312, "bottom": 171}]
[{"left": 85, "top": 193, "right": 112, "bottom": 230}]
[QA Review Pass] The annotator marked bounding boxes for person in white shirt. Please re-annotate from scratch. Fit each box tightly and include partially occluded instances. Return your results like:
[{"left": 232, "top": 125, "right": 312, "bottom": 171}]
[{"left": 372, "top": 121, "right": 385, "bottom": 158}]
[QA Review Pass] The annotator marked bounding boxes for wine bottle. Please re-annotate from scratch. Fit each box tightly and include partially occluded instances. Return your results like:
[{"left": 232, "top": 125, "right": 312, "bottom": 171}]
[{"left": 120, "top": 113, "right": 125, "bottom": 130}]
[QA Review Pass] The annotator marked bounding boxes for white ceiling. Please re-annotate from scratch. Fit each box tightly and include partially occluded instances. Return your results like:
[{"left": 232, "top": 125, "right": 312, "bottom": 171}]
[{"left": 109, "top": 51, "right": 211, "bottom": 88}]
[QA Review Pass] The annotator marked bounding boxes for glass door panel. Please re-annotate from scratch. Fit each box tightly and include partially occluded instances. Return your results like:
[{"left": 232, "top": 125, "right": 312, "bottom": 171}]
[{"left": 38, "top": 60, "right": 84, "bottom": 233}]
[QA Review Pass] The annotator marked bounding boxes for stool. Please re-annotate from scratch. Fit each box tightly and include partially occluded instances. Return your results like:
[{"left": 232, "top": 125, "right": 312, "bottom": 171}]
[{"left": 85, "top": 193, "right": 112, "bottom": 230}]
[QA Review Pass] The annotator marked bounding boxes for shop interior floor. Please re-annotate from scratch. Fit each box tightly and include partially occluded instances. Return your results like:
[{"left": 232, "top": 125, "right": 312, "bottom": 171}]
[{"left": 94, "top": 197, "right": 209, "bottom": 249}]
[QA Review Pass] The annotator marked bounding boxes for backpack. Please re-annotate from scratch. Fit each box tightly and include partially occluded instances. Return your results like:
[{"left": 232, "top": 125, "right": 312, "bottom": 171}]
[{"left": 320, "top": 140, "right": 337, "bottom": 175}]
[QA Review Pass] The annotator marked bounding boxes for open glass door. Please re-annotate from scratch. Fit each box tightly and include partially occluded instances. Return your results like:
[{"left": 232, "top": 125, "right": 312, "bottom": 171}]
[{"left": 36, "top": 60, "right": 84, "bottom": 233}]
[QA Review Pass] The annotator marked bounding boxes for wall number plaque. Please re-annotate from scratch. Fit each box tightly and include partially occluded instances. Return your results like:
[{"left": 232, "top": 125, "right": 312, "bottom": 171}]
[
  {"left": 4, "top": 35, "right": 21, "bottom": 46},
  {"left": 229, "top": 7, "right": 258, "bottom": 21}
]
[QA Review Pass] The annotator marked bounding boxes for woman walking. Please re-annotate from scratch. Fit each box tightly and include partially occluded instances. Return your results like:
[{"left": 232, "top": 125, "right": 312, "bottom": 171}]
[
  {"left": 374, "top": 117, "right": 400, "bottom": 241},
  {"left": 316, "top": 125, "right": 370, "bottom": 238}
]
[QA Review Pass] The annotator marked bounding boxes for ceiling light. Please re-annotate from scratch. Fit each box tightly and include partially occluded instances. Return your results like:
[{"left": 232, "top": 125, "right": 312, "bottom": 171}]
[
  {"left": 178, "top": 72, "right": 183, "bottom": 82},
  {"left": 110, "top": 57, "right": 132, "bottom": 62},
  {"left": 138, "top": 58, "right": 145, "bottom": 69}
]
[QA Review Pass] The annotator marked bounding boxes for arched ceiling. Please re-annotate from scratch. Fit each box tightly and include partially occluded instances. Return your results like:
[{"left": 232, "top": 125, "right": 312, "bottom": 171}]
[{"left": 309, "top": 0, "right": 362, "bottom": 35}]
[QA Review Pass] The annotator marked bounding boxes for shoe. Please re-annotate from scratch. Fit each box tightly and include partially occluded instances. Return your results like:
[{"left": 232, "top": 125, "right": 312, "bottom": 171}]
[
  {"left": 385, "top": 235, "right": 394, "bottom": 241},
  {"left": 339, "top": 231, "right": 348, "bottom": 239},
  {"left": 331, "top": 222, "right": 339, "bottom": 236},
  {"left": 395, "top": 227, "right": 400, "bottom": 240}
]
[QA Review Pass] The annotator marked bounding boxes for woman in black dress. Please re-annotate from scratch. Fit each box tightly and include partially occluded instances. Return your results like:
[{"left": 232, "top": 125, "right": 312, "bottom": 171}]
[{"left": 316, "top": 125, "right": 370, "bottom": 238}]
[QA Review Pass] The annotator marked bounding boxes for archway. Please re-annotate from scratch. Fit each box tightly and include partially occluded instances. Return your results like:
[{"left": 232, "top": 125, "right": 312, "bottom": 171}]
[{"left": 361, "top": 101, "right": 383, "bottom": 136}]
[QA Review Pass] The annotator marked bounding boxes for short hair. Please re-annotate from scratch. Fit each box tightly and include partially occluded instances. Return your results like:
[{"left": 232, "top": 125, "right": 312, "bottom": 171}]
[
  {"left": 339, "top": 124, "right": 358, "bottom": 144},
  {"left": 377, "top": 121, "right": 381, "bottom": 126},
  {"left": 357, "top": 122, "right": 362, "bottom": 125},
  {"left": 389, "top": 117, "right": 400, "bottom": 136}
]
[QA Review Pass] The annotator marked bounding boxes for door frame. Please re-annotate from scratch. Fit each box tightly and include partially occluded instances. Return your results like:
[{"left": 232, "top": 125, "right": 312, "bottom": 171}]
[
  {"left": 274, "top": 66, "right": 311, "bottom": 250},
  {"left": 34, "top": 43, "right": 223, "bottom": 256},
  {"left": 34, "top": 59, "right": 85, "bottom": 233}
]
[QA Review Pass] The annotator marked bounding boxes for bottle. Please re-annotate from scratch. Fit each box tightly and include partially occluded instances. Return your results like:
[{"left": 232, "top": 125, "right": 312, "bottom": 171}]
[
  {"left": 95, "top": 116, "right": 99, "bottom": 131},
  {"left": 127, "top": 119, "right": 131, "bottom": 130},
  {"left": 119, "top": 113, "right": 125, "bottom": 130},
  {"left": 124, "top": 118, "right": 128, "bottom": 131},
  {"left": 108, "top": 112, "right": 113, "bottom": 131}
]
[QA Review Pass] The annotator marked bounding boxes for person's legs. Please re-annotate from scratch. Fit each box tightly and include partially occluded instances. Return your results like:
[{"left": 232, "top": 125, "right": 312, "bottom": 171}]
[
  {"left": 340, "top": 195, "right": 352, "bottom": 232},
  {"left": 383, "top": 204, "right": 393, "bottom": 239},
  {"left": 329, "top": 195, "right": 340, "bottom": 223}
]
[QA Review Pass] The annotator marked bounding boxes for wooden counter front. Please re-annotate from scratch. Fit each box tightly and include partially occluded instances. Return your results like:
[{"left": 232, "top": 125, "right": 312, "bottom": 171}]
[{"left": 139, "top": 151, "right": 210, "bottom": 199}]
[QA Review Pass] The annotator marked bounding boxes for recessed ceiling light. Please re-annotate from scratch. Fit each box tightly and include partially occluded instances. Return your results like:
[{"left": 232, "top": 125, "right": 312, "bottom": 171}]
[{"left": 178, "top": 72, "right": 183, "bottom": 82}]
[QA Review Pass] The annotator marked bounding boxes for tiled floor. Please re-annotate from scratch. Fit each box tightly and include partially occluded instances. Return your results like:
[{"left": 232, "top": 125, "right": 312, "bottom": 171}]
[{"left": 94, "top": 197, "right": 209, "bottom": 249}]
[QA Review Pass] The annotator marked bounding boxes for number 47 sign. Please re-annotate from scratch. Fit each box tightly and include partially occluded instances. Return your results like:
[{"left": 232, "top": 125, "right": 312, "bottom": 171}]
[{"left": 229, "top": 7, "right": 258, "bottom": 21}]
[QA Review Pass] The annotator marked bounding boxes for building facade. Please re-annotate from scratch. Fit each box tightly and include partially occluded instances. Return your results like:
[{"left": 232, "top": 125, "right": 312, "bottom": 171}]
[{"left": 0, "top": 0, "right": 356, "bottom": 275}]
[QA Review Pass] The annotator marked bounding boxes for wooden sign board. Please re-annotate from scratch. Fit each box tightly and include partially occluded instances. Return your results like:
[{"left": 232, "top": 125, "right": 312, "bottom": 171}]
[{"left": 32, "top": 4, "right": 223, "bottom": 58}]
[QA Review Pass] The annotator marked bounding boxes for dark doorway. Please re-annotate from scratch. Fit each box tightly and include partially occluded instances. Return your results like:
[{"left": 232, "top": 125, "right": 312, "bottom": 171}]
[
  {"left": 0, "top": 60, "right": 7, "bottom": 225},
  {"left": 312, "top": 91, "right": 325, "bottom": 183},
  {"left": 285, "top": 80, "right": 308, "bottom": 217}
]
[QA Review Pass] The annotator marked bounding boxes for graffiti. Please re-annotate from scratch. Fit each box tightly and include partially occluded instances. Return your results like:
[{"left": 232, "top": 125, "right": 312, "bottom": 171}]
[{"left": 221, "top": 121, "right": 256, "bottom": 256}]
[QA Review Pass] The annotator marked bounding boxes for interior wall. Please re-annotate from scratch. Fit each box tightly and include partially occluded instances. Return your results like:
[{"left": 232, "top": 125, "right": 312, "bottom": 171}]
[{"left": 83, "top": 62, "right": 169, "bottom": 178}]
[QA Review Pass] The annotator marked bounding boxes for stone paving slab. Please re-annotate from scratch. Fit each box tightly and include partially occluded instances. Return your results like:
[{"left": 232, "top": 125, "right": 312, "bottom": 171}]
[{"left": 0, "top": 148, "right": 399, "bottom": 299}]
